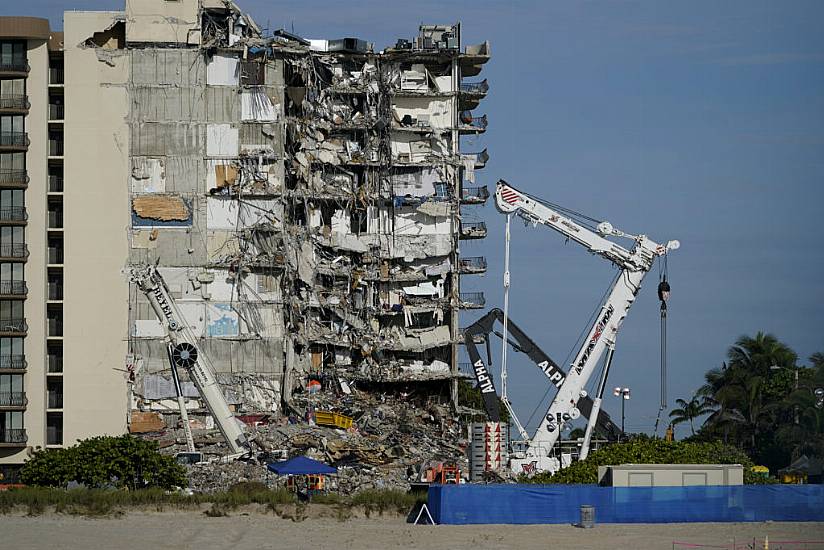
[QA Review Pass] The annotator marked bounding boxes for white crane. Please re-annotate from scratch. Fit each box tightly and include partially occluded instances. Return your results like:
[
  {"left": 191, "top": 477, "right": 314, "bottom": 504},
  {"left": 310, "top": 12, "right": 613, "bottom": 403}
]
[
  {"left": 494, "top": 180, "right": 679, "bottom": 475},
  {"left": 129, "top": 264, "right": 252, "bottom": 459}
]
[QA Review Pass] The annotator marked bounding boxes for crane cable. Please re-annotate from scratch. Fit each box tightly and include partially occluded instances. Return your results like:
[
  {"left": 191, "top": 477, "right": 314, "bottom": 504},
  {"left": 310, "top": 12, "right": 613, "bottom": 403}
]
[{"left": 653, "top": 254, "right": 671, "bottom": 437}]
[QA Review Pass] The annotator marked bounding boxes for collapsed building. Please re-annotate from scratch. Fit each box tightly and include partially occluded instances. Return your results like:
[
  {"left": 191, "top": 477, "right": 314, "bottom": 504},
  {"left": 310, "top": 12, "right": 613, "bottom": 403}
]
[
  {"left": 0, "top": 0, "right": 490, "bottom": 485},
  {"left": 113, "top": 1, "right": 491, "bottom": 440}
]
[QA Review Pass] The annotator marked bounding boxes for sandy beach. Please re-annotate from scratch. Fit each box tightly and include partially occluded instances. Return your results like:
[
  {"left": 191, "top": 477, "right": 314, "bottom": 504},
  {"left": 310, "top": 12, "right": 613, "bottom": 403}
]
[{"left": 3, "top": 509, "right": 823, "bottom": 550}]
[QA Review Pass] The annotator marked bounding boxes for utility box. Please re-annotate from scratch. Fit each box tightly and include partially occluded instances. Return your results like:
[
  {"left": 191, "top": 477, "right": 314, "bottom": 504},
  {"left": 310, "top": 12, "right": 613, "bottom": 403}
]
[{"left": 598, "top": 464, "right": 744, "bottom": 487}]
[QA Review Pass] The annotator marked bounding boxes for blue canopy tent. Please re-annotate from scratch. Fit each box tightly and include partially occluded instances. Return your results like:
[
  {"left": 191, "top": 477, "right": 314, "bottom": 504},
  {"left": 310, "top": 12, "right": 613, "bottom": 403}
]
[
  {"left": 267, "top": 456, "right": 337, "bottom": 498},
  {"left": 267, "top": 455, "right": 337, "bottom": 475}
]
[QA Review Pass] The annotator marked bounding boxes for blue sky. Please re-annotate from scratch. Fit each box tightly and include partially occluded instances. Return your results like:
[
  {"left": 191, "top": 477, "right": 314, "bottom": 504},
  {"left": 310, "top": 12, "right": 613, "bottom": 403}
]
[{"left": 10, "top": 1, "right": 824, "bottom": 437}]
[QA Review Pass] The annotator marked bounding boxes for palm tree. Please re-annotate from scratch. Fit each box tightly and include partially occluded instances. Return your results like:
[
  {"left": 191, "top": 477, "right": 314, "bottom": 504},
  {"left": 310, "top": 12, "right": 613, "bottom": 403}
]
[{"left": 669, "top": 393, "right": 716, "bottom": 436}]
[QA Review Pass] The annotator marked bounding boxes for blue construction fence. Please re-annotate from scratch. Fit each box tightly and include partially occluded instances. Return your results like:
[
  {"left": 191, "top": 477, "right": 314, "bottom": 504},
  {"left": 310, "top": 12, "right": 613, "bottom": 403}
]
[{"left": 427, "top": 484, "right": 824, "bottom": 524}]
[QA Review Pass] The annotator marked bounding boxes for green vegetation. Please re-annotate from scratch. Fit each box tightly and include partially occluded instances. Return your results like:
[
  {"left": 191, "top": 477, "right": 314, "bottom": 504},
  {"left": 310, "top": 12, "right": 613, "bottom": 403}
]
[
  {"left": 522, "top": 438, "right": 769, "bottom": 485},
  {"left": 458, "top": 379, "right": 510, "bottom": 422},
  {"left": 20, "top": 435, "right": 187, "bottom": 490},
  {"left": 0, "top": 485, "right": 421, "bottom": 518},
  {"left": 676, "top": 333, "right": 824, "bottom": 472}
]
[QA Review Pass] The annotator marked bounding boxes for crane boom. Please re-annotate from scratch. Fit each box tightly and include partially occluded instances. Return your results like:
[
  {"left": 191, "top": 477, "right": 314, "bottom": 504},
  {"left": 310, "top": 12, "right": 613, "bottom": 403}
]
[
  {"left": 494, "top": 180, "right": 678, "bottom": 474},
  {"left": 129, "top": 264, "right": 250, "bottom": 456}
]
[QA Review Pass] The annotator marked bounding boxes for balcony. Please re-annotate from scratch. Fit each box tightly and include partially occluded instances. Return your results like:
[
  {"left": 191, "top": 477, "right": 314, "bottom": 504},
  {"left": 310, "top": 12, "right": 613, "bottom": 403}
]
[
  {"left": 0, "top": 391, "right": 27, "bottom": 409},
  {"left": 48, "top": 103, "right": 64, "bottom": 121},
  {"left": 48, "top": 391, "right": 63, "bottom": 410},
  {"left": 0, "top": 95, "right": 29, "bottom": 113},
  {"left": 0, "top": 170, "right": 28, "bottom": 188},
  {"left": 49, "top": 67, "right": 64, "bottom": 85},
  {"left": 49, "top": 282, "right": 63, "bottom": 301},
  {"left": 48, "top": 317, "right": 63, "bottom": 337},
  {"left": 48, "top": 355, "right": 63, "bottom": 373},
  {"left": 0, "top": 355, "right": 26, "bottom": 371},
  {"left": 460, "top": 185, "right": 489, "bottom": 205},
  {"left": 48, "top": 175, "right": 63, "bottom": 192},
  {"left": 48, "top": 245, "right": 63, "bottom": 265},
  {"left": 0, "top": 131, "right": 28, "bottom": 151},
  {"left": 0, "top": 243, "right": 28, "bottom": 261},
  {"left": 48, "top": 209, "right": 63, "bottom": 229},
  {"left": 459, "top": 291, "right": 486, "bottom": 309},
  {"left": 462, "top": 148, "right": 489, "bottom": 170},
  {"left": 459, "top": 221, "right": 487, "bottom": 240},
  {"left": 0, "top": 428, "right": 27, "bottom": 447},
  {"left": 460, "top": 79, "right": 489, "bottom": 96},
  {"left": 458, "top": 256, "right": 487, "bottom": 274},
  {"left": 458, "top": 112, "right": 487, "bottom": 134},
  {"left": 0, "top": 206, "right": 27, "bottom": 224},
  {"left": 0, "top": 318, "right": 27, "bottom": 335},
  {"left": 48, "top": 137, "right": 64, "bottom": 157},
  {"left": 0, "top": 280, "right": 27, "bottom": 298},
  {"left": 0, "top": 60, "right": 29, "bottom": 77}
]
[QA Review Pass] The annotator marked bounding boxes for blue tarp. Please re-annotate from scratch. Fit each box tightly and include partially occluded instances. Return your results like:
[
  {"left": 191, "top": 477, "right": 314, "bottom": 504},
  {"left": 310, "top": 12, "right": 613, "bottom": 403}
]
[
  {"left": 267, "top": 456, "right": 336, "bottom": 476},
  {"left": 428, "top": 484, "right": 824, "bottom": 524}
]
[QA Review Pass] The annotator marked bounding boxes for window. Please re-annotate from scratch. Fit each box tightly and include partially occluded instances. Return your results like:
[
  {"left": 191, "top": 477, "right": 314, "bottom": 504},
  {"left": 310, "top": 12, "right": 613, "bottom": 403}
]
[
  {"left": 1, "top": 226, "right": 24, "bottom": 245},
  {"left": 0, "top": 79, "right": 24, "bottom": 96},
  {"left": 0, "top": 115, "right": 24, "bottom": 134},
  {"left": 0, "top": 153, "right": 24, "bottom": 172},
  {"left": 0, "top": 190, "right": 23, "bottom": 208},
  {"left": 0, "top": 337, "right": 23, "bottom": 357},
  {"left": 0, "top": 263, "right": 23, "bottom": 283},
  {"left": 0, "top": 42, "right": 26, "bottom": 68}
]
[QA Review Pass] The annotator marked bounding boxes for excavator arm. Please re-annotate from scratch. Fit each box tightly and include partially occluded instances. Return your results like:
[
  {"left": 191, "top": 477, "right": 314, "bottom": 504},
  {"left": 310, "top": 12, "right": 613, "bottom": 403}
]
[{"left": 463, "top": 308, "right": 621, "bottom": 441}]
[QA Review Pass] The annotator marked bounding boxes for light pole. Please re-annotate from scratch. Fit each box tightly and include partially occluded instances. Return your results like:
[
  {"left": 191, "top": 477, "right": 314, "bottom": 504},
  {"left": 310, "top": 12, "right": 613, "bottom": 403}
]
[{"left": 613, "top": 387, "right": 631, "bottom": 440}]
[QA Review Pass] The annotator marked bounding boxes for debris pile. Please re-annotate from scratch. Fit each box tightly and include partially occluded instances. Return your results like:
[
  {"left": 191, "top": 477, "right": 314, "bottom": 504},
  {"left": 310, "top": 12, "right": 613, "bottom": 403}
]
[{"left": 157, "top": 384, "right": 474, "bottom": 494}]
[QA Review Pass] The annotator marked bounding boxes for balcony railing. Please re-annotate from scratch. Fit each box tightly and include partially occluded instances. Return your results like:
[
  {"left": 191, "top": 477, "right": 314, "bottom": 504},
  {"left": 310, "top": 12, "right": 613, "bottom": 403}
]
[
  {"left": 459, "top": 221, "right": 487, "bottom": 239},
  {"left": 461, "top": 185, "right": 489, "bottom": 204},
  {"left": 0, "top": 428, "right": 27, "bottom": 445},
  {"left": 0, "top": 60, "right": 29, "bottom": 73},
  {"left": 0, "top": 355, "right": 26, "bottom": 370},
  {"left": 0, "top": 206, "right": 27, "bottom": 222},
  {"left": 460, "top": 79, "right": 489, "bottom": 95},
  {"left": 459, "top": 291, "right": 486, "bottom": 309},
  {"left": 0, "top": 243, "right": 28, "bottom": 259},
  {"left": 49, "top": 175, "right": 63, "bottom": 192},
  {"left": 0, "top": 318, "right": 27, "bottom": 334},
  {"left": 48, "top": 210, "right": 63, "bottom": 229},
  {"left": 49, "top": 138, "right": 64, "bottom": 156},
  {"left": 0, "top": 132, "right": 28, "bottom": 148},
  {"left": 0, "top": 280, "right": 27, "bottom": 296},
  {"left": 459, "top": 113, "right": 488, "bottom": 131},
  {"left": 48, "top": 246, "right": 63, "bottom": 264},
  {"left": 0, "top": 391, "right": 27, "bottom": 408},
  {"left": 49, "top": 67, "right": 64, "bottom": 85},
  {"left": 49, "top": 104, "right": 64, "bottom": 120},
  {"left": 0, "top": 170, "right": 28, "bottom": 186},
  {"left": 48, "top": 356, "right": 63, "bottom": 373},
  {"left": 0, "top": 95, "right": 29, "bottom": 110},
  {"left": 48, "top": 392, "right": 63, "bottom": 409},
  {"left": 458, "top": 256, "right": 487, "bottom": 273},
  {"left": 48, "top": 318, "right": 63, "bottom": 337},
  {"left": 49, "top": 283, "right": 63, "bottom": 301}
]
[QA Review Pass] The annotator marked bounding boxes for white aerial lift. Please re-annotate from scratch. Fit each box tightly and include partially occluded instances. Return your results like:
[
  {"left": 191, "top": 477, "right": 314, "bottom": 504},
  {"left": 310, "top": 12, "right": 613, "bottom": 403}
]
[
  {"left": 129, "top": 264, "right": 253, "bottom": 461},
  {"left": 494, "top": 180, "right": 679, "bottom": 475}
]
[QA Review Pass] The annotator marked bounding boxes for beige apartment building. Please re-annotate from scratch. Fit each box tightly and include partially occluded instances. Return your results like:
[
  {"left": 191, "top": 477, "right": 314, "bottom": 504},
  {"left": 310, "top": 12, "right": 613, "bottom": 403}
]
[{"left": 0, "top": 0, "right": 489, "bottom": 482}]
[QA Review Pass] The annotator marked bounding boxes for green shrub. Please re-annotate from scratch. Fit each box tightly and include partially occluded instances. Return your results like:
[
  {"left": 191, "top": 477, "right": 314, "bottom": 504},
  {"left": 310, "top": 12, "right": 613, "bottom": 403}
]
[
  {"left": 20, "top": 435, "right": 187, "bottom": 490},
  {"left": 522, "top": 439, "right": 762, "bottom": 484}
]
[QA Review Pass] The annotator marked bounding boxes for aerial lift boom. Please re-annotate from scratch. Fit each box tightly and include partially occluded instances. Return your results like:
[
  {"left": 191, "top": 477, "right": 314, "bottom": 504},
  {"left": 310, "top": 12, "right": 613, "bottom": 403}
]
[{"left": 494, "top": 180, "right": 679, "bottom": 474}]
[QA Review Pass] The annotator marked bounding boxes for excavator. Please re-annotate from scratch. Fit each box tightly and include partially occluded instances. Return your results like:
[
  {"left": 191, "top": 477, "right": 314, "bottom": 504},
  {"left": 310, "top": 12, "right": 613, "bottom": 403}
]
[{"left": 467, "top": 180, "right": 678, "bottom": 475}]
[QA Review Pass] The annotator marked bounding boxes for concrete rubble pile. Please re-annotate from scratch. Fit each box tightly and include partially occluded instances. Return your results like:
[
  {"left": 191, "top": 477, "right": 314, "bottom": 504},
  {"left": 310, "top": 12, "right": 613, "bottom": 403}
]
[{"left": 156, "top": 384, "right": 473, "bottom": 494}]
